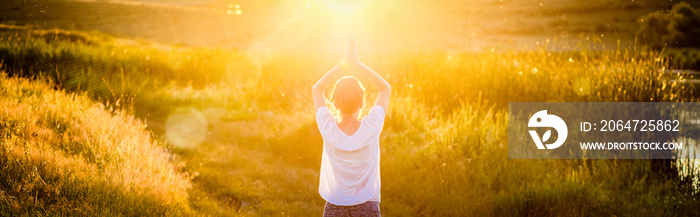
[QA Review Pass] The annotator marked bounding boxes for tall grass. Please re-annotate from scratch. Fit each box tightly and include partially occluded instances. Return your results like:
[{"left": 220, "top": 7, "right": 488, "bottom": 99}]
[
  {"left": 1, "top": 26, "right": 699, "bottom": 216},
  {"left": 0, "top": 73, "right": 192, "bottom": 215}
]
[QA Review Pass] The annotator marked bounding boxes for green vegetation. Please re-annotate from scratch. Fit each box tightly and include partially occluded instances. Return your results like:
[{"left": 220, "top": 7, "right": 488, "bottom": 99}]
[
  {"left": 637, "top": 2, "right": 700, "bottom": 69},
  {"left": 0, "top": 25, "right": 699, "bottom": 216}
]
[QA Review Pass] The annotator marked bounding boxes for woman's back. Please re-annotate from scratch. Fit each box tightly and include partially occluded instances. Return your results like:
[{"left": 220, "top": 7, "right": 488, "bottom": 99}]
[
  {"left": 337, "top": 118, "right": 361, "bottom": 136},
  {"left": 316, "top": 105, "right": 386, "bottom": 206}
]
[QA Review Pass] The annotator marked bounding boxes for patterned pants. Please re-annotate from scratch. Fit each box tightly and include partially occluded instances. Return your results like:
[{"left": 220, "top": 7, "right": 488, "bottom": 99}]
[{"left": 323, "top": 201, "right": 380, "bottom": 217}]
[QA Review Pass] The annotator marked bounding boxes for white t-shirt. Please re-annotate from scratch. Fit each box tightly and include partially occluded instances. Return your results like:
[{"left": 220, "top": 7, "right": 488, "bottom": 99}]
[{"left": 316, "top": 105, "right": 386, "bottom": 206}]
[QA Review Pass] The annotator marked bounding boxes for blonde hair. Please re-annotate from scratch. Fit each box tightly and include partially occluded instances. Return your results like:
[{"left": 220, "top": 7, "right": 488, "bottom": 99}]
[{"left": 329, "top": 76, "right": 365, "bottom": 118}]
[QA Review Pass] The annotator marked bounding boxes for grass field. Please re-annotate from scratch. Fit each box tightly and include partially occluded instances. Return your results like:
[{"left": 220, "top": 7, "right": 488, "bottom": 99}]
[
  {"left": 1, "top": 0, "right": 700, "bottom": 216},
  {"left": 1, "top": 24, "right": 699, "bottom": 216}
]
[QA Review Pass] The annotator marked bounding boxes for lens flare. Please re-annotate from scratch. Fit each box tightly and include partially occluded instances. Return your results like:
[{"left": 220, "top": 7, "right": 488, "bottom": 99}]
[{"left": 166, "top": 107, "right": 208, "bottom": 148}]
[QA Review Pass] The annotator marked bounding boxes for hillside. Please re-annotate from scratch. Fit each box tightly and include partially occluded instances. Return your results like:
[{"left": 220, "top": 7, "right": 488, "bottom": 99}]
[{"left": 0, "top": 73, "right": 192, "bottom": 216}]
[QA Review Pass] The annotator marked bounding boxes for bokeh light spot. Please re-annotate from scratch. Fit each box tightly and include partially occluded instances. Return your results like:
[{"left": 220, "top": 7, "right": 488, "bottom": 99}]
[
  {"left": 573, "top": 77, "right": 592, "bottom": 96},
  {"left": 166, "top": 107, "right": 208, "bottom": 148}
]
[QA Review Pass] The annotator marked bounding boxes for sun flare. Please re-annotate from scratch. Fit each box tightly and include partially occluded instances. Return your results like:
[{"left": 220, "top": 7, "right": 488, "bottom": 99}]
[{"left": 320, "top": 0, "right": 371, "bottom": 15}]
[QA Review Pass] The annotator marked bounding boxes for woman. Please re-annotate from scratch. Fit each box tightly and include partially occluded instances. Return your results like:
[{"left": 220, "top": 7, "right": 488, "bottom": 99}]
[{"left": 312, "top": 37, "right": 391, "bottom": 217}]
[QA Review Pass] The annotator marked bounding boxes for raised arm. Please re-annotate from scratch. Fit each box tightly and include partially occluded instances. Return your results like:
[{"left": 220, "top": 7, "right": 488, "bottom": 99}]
[
  {"left": 313, "top": 64, "right": 343, "bottom": 111},
  {"left": 345, "top": 37, "right": 391, "bottom": 111}
]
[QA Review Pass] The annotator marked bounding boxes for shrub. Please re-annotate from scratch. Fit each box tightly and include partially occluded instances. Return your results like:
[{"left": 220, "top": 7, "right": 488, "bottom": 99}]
[
  {"left": 637, "top": 2, "right": 700, "bottom": 49},
  {"left": 637, "top": 2, "right": 700, "bottom": 69}
]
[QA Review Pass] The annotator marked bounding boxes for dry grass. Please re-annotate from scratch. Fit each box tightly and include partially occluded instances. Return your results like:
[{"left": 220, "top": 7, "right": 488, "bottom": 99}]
[{"left": 0, "top": 73, "right": 192, "bottom": 216}]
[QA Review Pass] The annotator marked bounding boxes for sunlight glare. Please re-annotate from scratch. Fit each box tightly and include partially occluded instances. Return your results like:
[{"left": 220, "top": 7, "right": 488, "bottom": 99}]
[
  {"left": 321, "top": 0, "right": 370, "bottom": 15},
  {"left": 245, "top": 41, "right": 272, "bottom": 74}
]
